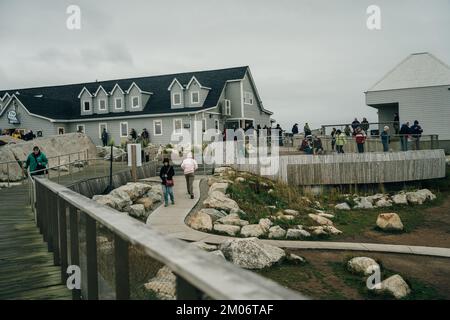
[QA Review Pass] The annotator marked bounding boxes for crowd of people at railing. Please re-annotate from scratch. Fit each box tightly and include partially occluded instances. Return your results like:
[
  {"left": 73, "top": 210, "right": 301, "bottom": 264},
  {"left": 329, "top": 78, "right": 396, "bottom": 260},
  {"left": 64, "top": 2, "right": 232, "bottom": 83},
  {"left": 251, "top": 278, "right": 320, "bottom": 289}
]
[{"left": 1, "top": 128, "right": 36, "bottom": 141}]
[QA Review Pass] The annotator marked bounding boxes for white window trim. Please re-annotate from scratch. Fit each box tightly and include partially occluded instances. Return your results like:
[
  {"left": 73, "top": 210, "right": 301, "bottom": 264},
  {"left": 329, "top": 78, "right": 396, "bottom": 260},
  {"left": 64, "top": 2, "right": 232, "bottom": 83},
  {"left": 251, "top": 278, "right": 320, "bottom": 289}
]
[
  {"left": 76, "top": 124, "right": 85, "bottom": 133},
  {"left": 82, "top": 100, "right": 91, "bottom": 112},
  {"left": 224, "top": 99, "right": 232, "bottom": 115},
  {"left": 244, "top": 91, "right": 254, "bottom": 105},
  {"left": 131, "top": 95, "right": 140, "bottom": 109},
  {"left": 153, "top": 119, "right": 163, "bottom": 136},
  {"left": 99, "top": 123, "right": 107, "bottom": 139},
  {"left": 57, "top": 127, "right": 65, "bottom": 135},
  {"left": 120, "top": 122, "right": 128, "bottom": 138},
  {"left": 98, "top": 99, "right": 107, "bottom": 111},
  {"left": 173, "top": 118, "right": 182, "bottom": 135},
  {"left": 115, "top": 97, "right": 124, "bottom": 110},
  {"left": 191, "top": 91, "right": 200, "bottom": 104},
  {"left": 172, "top": 93, "right": 182, "bottom": 106},
  {"left": 214, "top": 119, "right": 220, "bottom": 133}
]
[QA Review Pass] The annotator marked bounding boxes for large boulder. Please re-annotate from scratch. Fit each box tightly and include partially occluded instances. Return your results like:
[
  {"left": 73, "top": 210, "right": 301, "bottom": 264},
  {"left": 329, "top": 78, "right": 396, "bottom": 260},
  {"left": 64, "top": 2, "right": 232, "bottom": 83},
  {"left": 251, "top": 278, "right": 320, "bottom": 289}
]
[
  {"left": 283, "top": 209, "right": 300, "bottom": 216},
  {"left": 258, "top": 218, "right": 272, "bottom": 233},
  {"left": 144, "top": 266, "right": 176, "bottom": 300},
  {"left": 392, "top": 193, "right": 408, "bottom": 205},
  {"left": 93, "top": 191, "right": 132, "bottom": 212},
  {"left": 203, "top": 191, "right": 240, "bottom": 212},
  {"left": 406, "top": 191, "right": 427, "bottom": 205},
  {"left": 347, "top": 257, "right": 380, "bottom": 275},
  {"left": 376, "top": 213, "right": 404, "bottom": 231},
  {"left": 135, "top": 197, "right": 153, "bottom": 211},
  {"left": 268, "top": 226, "right": 286, "bottom": 239},
  {"left": 129, "top": 204, "right": 146, "bottom": 218},
  {"left": 286, "top": 228, "right": 311, "bottom": 239},
  {"left": 308, "top": 214, "right": 333, "bottom": 226},
  {"left": 213, "top": 224, "right": 241, "bottom": 236},
  {"left": 208, "top": 182, "right": 229, "bottom": 195},
  {"left": 219, "top": 238, "right": 286, "bottom": 269},
  {"left": 114, "top": 182, "right": 152, "bottom": 201},
  {"left": 103, "top": 146, "right": 126, "bottom": 161},
  {"left": 354, "top": 197, "right": 374, "bottom": 209},
  {"left": 240, "top": 224, "right": 265, "bottom": 238},
  {"left": 187, "top": 211, "right": 213, "bottom": 232},
  {"left": 335, "top": 203, "right": 351, "bottom": 210},
  {"left": 198, "top": 208, "right": 227, "bottom": 222},
  {"left": 373, "top": 274, "right": 411, "bottom": 299},
  {"left": 216, "top": 213, "right": 249, "bottom": 227},
  {"left": 190, "top": 242, "right": 218, "bottom": 252},
  {"left": 375, "top": 199, "right": 393, "bottom": 208},
  {"left": 416, "top": 189, "right": 436, "bottom": 201}
]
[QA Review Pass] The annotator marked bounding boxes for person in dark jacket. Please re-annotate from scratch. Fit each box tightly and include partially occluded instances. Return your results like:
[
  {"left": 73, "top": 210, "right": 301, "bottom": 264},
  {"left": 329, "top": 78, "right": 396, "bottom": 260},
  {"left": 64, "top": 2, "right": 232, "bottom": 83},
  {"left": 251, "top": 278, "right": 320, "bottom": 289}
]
[
  {"left": 292, "top": 123, "right": 299, "bottom": 135},
  {"left": 24, "top": 146, "right": 48, "bottom": 176},
  {"left": 393, "top": 113, "right": 400, "bottom": 135},
  {"left": 410, "top": 120, "right": 423, "bottom": 150},
  {"left": 361, "top": 118, "right": 369, "bottom": 133},
  {"left": 141, "top": 128, "right": 149, "bottom": 144},
  {"left": 380, "top": 126, "right": 390, "bottom": 152},
  {"left": 303, "top": 123, "right": 311, "bottom": 136},
  {"left": 330, "top": 128, "right": 337, "bottom": 152},
  {"left": 399, "top": 122, "right": 411, "bottom": 151},
  {"left": 159, "top": 158, "right": 175, "bottom": 207},
  {"left": 101, "top": 128, "right": 109, "bottom": 147},
  {"left": 130, "top": 128, "right": 138, "bottom": 141},
  {"left": 351, "top": 118, "right": 360, "bottom": 133}
]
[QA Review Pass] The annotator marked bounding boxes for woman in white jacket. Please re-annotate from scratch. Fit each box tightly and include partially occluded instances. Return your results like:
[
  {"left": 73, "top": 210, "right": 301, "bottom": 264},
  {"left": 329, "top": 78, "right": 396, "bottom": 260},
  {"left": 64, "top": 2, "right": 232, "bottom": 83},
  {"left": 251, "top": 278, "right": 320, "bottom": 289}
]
[{"left": 180, "top": 152, "right": 198, "bottom": 199}]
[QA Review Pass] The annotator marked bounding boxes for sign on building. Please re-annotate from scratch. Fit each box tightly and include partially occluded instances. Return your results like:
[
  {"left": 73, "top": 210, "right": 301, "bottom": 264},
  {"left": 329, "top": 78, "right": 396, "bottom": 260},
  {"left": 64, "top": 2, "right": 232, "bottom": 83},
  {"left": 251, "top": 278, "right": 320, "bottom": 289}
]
[{"left": 7, "top": 110, "right": 20, "bottom": 124}]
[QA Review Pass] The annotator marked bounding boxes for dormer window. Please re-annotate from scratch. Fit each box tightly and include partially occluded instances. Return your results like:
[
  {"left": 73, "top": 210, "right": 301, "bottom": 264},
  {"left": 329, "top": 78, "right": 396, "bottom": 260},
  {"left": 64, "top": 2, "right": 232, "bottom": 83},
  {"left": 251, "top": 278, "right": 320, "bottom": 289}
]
[
  {"left": 115, "top": 97, "right": 123, "bottom": 110},
  {"left": 83, "top": 101, "right": 91, "bottom": 112},
  {"left": 98, "top": 99, "right": 107, "bottom": 111},
  {"left": 131, "top": 96, "right": 140, "bottom": 108},
  {"left": 191, "top": 91, "right": 200, "bottom": 104},
  {"left": 173, "top": 93, "right": 181, "bottom": 105}
]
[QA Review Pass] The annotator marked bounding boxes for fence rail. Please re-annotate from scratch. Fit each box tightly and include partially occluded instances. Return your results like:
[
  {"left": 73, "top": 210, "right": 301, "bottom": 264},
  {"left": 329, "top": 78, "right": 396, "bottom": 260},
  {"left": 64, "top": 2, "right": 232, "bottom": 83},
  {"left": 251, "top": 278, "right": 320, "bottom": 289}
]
[{"left": 34, "top": 176, "right": 304, "bottom": 300}]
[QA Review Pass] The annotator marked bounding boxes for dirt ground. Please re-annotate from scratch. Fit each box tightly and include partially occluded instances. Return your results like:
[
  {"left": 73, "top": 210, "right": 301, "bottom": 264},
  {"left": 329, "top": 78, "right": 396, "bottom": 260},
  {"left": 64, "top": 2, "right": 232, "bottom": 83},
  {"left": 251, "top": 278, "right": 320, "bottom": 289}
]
[
  {"left": 338, "top": 195, "right": 450, "bottom": 248},
  {"left": 264, "top": 250, "right": 450, "bottom": 300}
]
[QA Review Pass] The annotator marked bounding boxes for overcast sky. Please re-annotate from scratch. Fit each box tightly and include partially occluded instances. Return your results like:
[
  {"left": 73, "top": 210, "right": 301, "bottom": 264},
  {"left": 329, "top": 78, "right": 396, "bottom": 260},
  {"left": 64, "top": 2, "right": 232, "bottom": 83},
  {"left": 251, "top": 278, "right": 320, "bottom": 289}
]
[{"left": 1, "top": 0, "right": 449, "bottom": 130}]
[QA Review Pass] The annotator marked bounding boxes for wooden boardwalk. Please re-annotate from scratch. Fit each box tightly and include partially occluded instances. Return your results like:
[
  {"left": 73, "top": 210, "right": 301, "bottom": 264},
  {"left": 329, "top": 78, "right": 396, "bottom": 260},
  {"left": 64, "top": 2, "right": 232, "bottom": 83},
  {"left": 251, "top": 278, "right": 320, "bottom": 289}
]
[{"left": 0, "top": 184, "right": 71, "bottom": 299}]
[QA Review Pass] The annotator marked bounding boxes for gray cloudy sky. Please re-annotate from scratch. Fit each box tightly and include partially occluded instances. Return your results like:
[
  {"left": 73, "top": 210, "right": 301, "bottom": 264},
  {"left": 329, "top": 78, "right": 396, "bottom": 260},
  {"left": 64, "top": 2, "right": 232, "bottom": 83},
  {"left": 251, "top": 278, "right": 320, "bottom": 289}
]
[{"left": 1, "top": 0, "right": 449, "bottom": 130}]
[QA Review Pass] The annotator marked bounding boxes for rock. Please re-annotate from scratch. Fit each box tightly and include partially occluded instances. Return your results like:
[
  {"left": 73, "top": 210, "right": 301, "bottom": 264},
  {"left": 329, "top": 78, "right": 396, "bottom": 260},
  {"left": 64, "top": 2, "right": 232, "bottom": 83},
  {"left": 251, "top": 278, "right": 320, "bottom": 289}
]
[
  {"left": 208, "top": 182, "right": 229, "bottom": 195},
  {"left": 376, "top": 213, "right": 404, "bottom": 231},
  {"left": 187, "top": 211, "right": 213, "bottom": 232},
  {"left": 135, "top": 197, "right": 153, "bottom": 211},
  {"left": 234, "top": 177, "right": 246, "bottom": 183},
  {"left": 210, "top": 250, "right": 226, "bottom": 260},
  {"left": 144, "top": 266, "right": 176, "bottom": 300},
  {"left": 317, "top": 212, "right": 335, "bottom": 219},
  {"left": 308, "top": 214, "right": 333, "bottom": 226},
  {"left": 219, "top": 238, "right": 286, "bottom": 269},
  {"left": 258, "top": 218, "right": 273, "bottom": 233},
  {"left": 335, "top": 203, "right": 351, "bottom": 210},
  {"left": 366, "top": 194, "right": 386, "bottom": 204},
  {"left": 203, "top": 191, "right": 240, "bottom": 212},
  {"left": 323, "top": 225, "right": 343, "bottom": 235},
  {"left": 406, "top": 191, "right": 427, "bottom": 205},
  {"left": 268, "top": 226, "right": 286, "bottom": 239},
  {"left": 347, "top": 257, "right": 380, "bottom": 275},
  {"left": 129, "top": 204, "right": 146, "bottom": 218},
  {"left": 277, "top": 214, "right": 295, "bottom": 221},
  {"left": 354, "top": 197, "right": 373, "bottom": 209},
  {"left": 392, "top": 193, "right": 408, "bottom": 205},
  {"left": 240, "top": 224, "right": 265, "bottom": 238},
  {"left": 416, "top": 189, "right": 436, "bottom": 201},
  {"left": 58, "top": 165, "right": 69, "bottom": 172},
  {"left": 146, "top": 190, "right": 162, "bottom": 203},
  {"left": 214, "top": 166, "right": 234, "bottom": 175},
  {"left": 286, "top": 253, "right": 306, "bottom": 264},
  {"left": 213, "top": 224, "right": 241, "bottom": 236},
  {"left": 104, "top": 146, "right": 126, "bottom": 161},
  {"left": 115, "top": 182, "right": 152, "bottom": 201},
  {"left": 198, "top": 208, "right": 227, "bottom": 222},
  {"left": 374, "top": 274, "right": 411, "bottom": 299},
  {"left": 308, "top": 226, "right": 328, "bottom": 236},
  {"left": 190, "top": 242, "right": 218, "bottom": 252},
  {"left": 216, "top": 213, "right": 249, "bottom": 227},
  {"left": 375, "top": 199, "right": 393, "bottom": 208},
  {"left": 286, "top": 228, "right": 310, "bottom": 239},
  {"left": 283, "top": 209, "right": 300, "bottom": 216},
  {"left": 93, "top": 192, "right": 131, "bottom": 212}
]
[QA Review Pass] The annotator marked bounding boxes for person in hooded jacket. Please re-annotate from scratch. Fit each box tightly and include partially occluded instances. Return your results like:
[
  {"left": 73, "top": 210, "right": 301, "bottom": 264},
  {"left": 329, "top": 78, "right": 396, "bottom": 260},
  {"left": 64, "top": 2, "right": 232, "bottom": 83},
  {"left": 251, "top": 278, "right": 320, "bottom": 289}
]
[
  {"left": 159, "top": 158, "right": 175, "bottom": 207},
  {"left": 180, "top": 152, "right": 198, "bottom": 199}
]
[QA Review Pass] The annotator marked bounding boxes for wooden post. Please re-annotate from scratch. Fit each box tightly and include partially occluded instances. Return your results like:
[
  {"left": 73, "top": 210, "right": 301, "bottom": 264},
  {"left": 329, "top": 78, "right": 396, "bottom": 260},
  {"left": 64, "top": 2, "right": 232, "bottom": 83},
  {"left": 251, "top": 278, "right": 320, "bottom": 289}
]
[
  {"left": 69, "top": 206, "right": 81, "bottom": 300},
  {"left": 131, "top": 144, "right": 137, "bottom": 182},
  {"left": 114, "top": 234, "right": 130, "bottom": 300},
  {"left": 58, "top": 198, "right": 68, "bottom": 284},
  {"left": 85, "top": 213, "right": 98, "bottom": 300}
]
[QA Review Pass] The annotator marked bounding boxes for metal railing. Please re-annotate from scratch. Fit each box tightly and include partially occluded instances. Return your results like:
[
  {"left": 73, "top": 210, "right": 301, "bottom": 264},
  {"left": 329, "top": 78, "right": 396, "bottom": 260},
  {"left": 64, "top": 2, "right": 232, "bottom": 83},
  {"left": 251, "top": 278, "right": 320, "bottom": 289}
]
[{"left": 33, "top": 177, "right": 305, "bottom": 300}]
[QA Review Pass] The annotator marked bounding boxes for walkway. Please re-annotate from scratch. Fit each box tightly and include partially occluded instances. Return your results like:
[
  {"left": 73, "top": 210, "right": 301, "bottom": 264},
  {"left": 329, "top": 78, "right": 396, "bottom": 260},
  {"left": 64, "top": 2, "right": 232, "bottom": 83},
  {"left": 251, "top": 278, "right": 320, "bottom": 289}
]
[{"left": 146, "top": 176, "right": 450, "bottom": 259}]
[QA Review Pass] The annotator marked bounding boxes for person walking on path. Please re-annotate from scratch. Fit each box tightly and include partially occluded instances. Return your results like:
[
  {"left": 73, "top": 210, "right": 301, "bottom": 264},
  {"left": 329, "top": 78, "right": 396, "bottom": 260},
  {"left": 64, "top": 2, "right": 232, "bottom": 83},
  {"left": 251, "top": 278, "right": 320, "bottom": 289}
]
[
  {"left": 335, "top": 129, "right": 346, "bottom": 154},
  {"left": 101, "top": 128, "right": 109, "bottom": 147},
  {"left": 355, "top": 127, "right": 366, "bottom": 153},
  {"left": 159, "top": 158, "right": 175, "bottom": 207},
  {"left": 181, "top": 152, "right": 198, "bottom": 199},
  {"left": 380, "top": 126, "right": 390, "bottom": 152},
  {"left": 24, "top": 146, "right": 48, "bottom": 176},
  {"left": 304, "top": 123, "right": 312, "bottom": 136},
  {"left": 330, "top": 128, "right": 337, "bottom": 152},
  {"left": 410, "top": 120, "right": 423, "bottom": 150},
  {"left": 399, "top": 121, "right": 411, "bottom": 151}
]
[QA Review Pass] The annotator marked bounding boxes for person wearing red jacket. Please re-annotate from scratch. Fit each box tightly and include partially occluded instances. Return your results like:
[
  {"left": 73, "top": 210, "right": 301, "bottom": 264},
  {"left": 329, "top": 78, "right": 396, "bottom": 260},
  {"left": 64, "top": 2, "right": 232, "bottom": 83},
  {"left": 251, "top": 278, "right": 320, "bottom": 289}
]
[{"left": 354, "top": 127, "right": 366, "bottom": 153}]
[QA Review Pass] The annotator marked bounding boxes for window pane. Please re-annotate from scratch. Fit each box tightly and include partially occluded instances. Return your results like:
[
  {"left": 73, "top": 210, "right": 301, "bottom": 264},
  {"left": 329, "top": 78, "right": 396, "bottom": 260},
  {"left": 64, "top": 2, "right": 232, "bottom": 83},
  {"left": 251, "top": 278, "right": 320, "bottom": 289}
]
[
  {"left": 100, "top": 100, "right": 106, "bottom": 109},
  {"left": 174, "top": 94, "right": 180, "bottom": 104},
  {"left": 155, "top": 122, "right": 162, "bottom": 135},
  {"left": 133, "top": 97, "right": 139, "bottom": 107},
  {"left": 121, "top": 123, "right": 127, "bottom": 136},
  {"left": 192, "top": 92, "right": 199, "bottom": 103},
  {"left": 116, "top": 99, "right": 122, "bottom": 108},
  {"left": 84, "top": 102, "right": 90, "bottom": 111}
]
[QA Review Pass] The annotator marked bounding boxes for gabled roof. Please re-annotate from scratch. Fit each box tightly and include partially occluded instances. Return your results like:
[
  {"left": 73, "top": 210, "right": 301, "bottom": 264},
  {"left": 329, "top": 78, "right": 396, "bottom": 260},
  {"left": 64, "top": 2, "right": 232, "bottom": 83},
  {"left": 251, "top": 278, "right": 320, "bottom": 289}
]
[
  {"left": 93, "top": 85, "right": 109, "bottom": 97},
  {"left": 0, "top": 66, "right": 249, "bottom": 121},
  {"left": 167, "top": 78, "right": 184, "bottom": 91},
  {"left": 186, "top": 76, "right": 211, "bottom": 90},
  {"left": 367, "top": 52, "right": 450, "bottom": 92}
]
